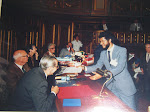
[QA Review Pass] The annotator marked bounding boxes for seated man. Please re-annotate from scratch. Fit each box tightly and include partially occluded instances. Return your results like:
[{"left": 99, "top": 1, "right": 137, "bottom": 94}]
[
  {"left": 6, "top": 50, "right": 30, "bottom": 94},
  {"left": 44, "top": 43, "right": 56, "bottom": 57},
  {"left": 59, "top": 42, "right": 74, "bottom": 57},
  {"left": 9, "top": 56, "right": 59, "bottom": 111}
]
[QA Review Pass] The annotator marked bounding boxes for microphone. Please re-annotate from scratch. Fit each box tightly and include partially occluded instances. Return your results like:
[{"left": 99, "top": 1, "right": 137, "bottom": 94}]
[{"left": 95, "top": 68, "right": 113, "bottom": 97}]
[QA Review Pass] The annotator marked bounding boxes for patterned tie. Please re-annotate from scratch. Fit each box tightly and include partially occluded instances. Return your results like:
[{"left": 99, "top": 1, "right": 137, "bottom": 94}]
[{"left": 108, "top": 51, "right": 111, "bottom": 63}]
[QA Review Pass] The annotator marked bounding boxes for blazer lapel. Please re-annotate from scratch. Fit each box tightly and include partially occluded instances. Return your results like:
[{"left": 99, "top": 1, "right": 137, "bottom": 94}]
[
  {"left": 112, "top": 44, "right": 117, "bottom": 60},
  {"left": 13, "top": 63, "right": 23, "bottom": 74},
  {"left": 104, "top": 51, "right": 111, "bottom": 69}
]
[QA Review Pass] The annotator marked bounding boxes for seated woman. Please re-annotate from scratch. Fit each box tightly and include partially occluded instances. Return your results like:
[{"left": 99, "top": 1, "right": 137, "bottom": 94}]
[
  {"left": 59, "top": 42, "right": 74, "bottom": 57},
  {"left": 25, "top": 44, "right": 39, "bottom": 69}
]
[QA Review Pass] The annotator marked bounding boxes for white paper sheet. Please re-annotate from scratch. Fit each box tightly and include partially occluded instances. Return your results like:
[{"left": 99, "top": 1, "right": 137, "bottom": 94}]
[{"left": 62, "top": 67, "right": 82, "bottom": 73}]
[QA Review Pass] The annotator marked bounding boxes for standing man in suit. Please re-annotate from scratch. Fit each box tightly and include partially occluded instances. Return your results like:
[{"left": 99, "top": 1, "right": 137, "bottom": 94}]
[
  {"left": 82, "top": 31, "right": 137, "bottom": 111},
  {"left": 6, "top": 50, "right": 30, "bottom": 94},
  {"left": 59, "top": 42, "right": 75, "bottom": 57},
  {"left": 9, "top": 56, "right": 59, "bottom": 111},
  {"left": 130, "top": 19, "right": 143, "bottom": 32},
  {"left": 140, "top": 42, "right": 150, "bottom": 101}
]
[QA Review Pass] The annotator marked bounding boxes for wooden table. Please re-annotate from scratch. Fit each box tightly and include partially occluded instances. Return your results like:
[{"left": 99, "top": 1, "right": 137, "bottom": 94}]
[{"left": 55, "top": 74, "right": 135, "bottom": 112}]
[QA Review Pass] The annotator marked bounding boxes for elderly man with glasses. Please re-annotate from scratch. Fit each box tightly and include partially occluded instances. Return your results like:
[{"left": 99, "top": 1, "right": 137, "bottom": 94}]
[
  {"left": 44, "top": 43, "right": 56, "bottom": 57},
  {"left": 43, "top": 43, "right": 57, "bottom": 91},
  {"left": 6, "top": 50, "right": 30, "bottom": 95}
]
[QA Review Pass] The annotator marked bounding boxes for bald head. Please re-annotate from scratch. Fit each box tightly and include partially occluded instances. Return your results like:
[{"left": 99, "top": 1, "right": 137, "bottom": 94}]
[{"left": 13, "top": 50, "right": 28, "bottom": 65}]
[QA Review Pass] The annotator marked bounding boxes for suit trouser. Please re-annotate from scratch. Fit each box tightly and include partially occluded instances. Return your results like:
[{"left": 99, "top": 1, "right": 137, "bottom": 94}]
[{"left": 109, "top": 85, "right": 137, "bottom": 111}]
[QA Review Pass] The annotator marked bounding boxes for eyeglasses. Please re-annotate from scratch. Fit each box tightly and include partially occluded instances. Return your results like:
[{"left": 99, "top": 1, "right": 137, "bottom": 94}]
[
  {"left": 50, "top": 48, "right": 55, "bottom": 49},
  {"left": 21, "top": 55, "right": 28, "bottom": 57},
  {"left": 55, "top": 65, "right": 59, "bottom": 69}
]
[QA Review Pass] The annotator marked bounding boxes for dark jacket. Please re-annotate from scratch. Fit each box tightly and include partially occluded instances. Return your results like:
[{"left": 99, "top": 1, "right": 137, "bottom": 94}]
[
  {"left": 9, "top": 67, "right": 56, "bottom": 111},
  {"left": 141, "top": 53, "right": 150, "bottom": 77},
  {"left": 27, "top": 56, "right": 39, "bottom": 69},
  {"left": 6, "top": 63, "right": 30, "bottom": 93}
]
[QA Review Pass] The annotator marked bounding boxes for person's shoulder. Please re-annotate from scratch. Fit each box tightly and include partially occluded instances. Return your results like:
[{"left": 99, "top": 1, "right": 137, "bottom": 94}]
[
  {"left": 7, "top": 63, "right": 17, "bottom": 70},
  {"left": 27, "top": 67, "right": 40, "bottom": 73},
  {"left": 101, "top": 50, "right": 107, "bottom": 54},
  {"left": 43, "top": 51, "right": 49, "bottom": 56},
  {"left": 25, "top": 67, "right": 43, "bottom": 78},
  {"left": 140, "top": 52, "right": 146, "bottom": 58},
  {"left": 71, "top": 40, "right": 75, "bottom": 43},
  {"left": 115, "top": 44, "right": 126, "bottom": 49},
  {"left": 62, "top": 48, "right": 67, "bottom": 50}
]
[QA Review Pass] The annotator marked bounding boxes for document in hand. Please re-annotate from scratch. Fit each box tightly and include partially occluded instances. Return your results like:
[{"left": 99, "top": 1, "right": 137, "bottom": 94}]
[
  {"left": 62, "top": 67, "right": 82, "bottom": 73},
  {"left": 63, "top": 99, "right": 81, "bottom": 106}
]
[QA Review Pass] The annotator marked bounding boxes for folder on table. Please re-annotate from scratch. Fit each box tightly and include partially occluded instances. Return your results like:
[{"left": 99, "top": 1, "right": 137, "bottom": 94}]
[
  {"left": 57, "top": 85, "right": 97, "bottom": 99},
  {"left": 63, "top": 99, "right": 81, "bottom": 107}
]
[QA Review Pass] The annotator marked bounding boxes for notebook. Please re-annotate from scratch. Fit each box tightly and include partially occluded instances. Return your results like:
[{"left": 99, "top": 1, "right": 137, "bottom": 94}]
[{"left": 63, "top": 99, "right": 81, "bottom": 106}]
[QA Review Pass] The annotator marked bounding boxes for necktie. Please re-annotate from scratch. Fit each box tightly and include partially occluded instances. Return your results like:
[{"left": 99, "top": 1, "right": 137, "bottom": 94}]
[
  {"left": 108, "top": 51, "right": 111, "bottom": 63},
  {"left": 22, "top": 67, "right": 25, "bottom": 73},
  {"left": 147, "top": 54, "right": 150, "bottom": 62}
]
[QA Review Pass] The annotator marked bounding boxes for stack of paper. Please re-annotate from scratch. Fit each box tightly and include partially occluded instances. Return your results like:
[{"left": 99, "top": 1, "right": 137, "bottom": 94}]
[{"left": 62, "top": 67, "right": 82, "bottom": 73}]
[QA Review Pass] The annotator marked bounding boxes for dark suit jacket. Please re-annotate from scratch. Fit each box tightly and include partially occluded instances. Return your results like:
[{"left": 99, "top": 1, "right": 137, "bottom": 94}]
[
  {"left": 9, "top": 67, "right": 56, "bottom": 111},
  {"left": 141, "top": 53, "right": 150, "bottom": 77},
  {"left": 6, "top": 63, "right": 28, "bottom": 93}
]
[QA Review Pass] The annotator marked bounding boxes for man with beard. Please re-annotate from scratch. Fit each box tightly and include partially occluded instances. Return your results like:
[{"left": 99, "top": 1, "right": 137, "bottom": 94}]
[{"left": 82, "top": 31, "right": 137, "bottom": 111}]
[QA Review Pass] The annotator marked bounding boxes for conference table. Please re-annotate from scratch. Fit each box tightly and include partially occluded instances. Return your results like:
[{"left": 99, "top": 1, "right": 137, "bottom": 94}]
[{"left": 55, "top": 72, "right": 135, "bottom": 112}]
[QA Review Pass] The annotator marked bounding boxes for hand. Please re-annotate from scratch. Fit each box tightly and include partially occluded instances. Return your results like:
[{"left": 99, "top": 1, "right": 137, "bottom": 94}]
[
  {"left": 51, "top": 86, "right": 59, "bottom": 94},
  {"left": 71, "top": 48, "right": 75, "bottom": 52},
  {"left": 89, "top": 72, "right": 102, "bottom": 80},
  {"left": 81, "top": 65, "right": 85, "bottom": 70},
  {"left": 35, "top": 52, "right": 39, "bottom": 60},
  {"left": 141, "top": 68, "right": 144, "bottom": 75}
]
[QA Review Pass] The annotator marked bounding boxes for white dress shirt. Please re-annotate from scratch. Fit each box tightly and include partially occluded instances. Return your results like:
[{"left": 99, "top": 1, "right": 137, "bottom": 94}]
[
  {"left": 103, "top": 24, "right": 108, "bottom": 31},
  {"left": 146, "top": 53, "right": 150, "bottom": 62},
  {"left": 71, "top": 40, "right": 83, "bottom": 52},
  {"left": 15, "top": 63, "right": 24, "bottom": 72}
]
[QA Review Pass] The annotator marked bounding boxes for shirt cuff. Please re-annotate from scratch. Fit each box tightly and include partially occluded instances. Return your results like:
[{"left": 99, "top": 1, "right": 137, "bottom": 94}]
[
  {"left": 51, "top": 91, "right": 56, "bottom": 96},
  {"left": 85, "top": 66, "right": 87, "bottom": 71}
]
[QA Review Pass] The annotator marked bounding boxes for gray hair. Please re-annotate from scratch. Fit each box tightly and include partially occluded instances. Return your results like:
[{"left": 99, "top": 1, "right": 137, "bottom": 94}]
[
  {"left": 13, "top": 53, "right": 22, "bottom": 60},
  {"left": 39, "top": 55, "right": 57, "bottom": 70},
  {"left": 48, "top": 43, "right": 55, "bottom": 50}
]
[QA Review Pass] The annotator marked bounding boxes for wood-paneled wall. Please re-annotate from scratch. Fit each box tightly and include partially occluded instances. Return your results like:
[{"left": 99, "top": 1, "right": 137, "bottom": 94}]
[{"left": 0, "top": 22, "right": 75, "bottom": 62}]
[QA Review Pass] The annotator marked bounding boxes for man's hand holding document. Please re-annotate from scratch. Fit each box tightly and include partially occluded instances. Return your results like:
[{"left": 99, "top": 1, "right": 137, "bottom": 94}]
[{"left": 62, "top": 61, "right": 83, "bottom": 73}]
